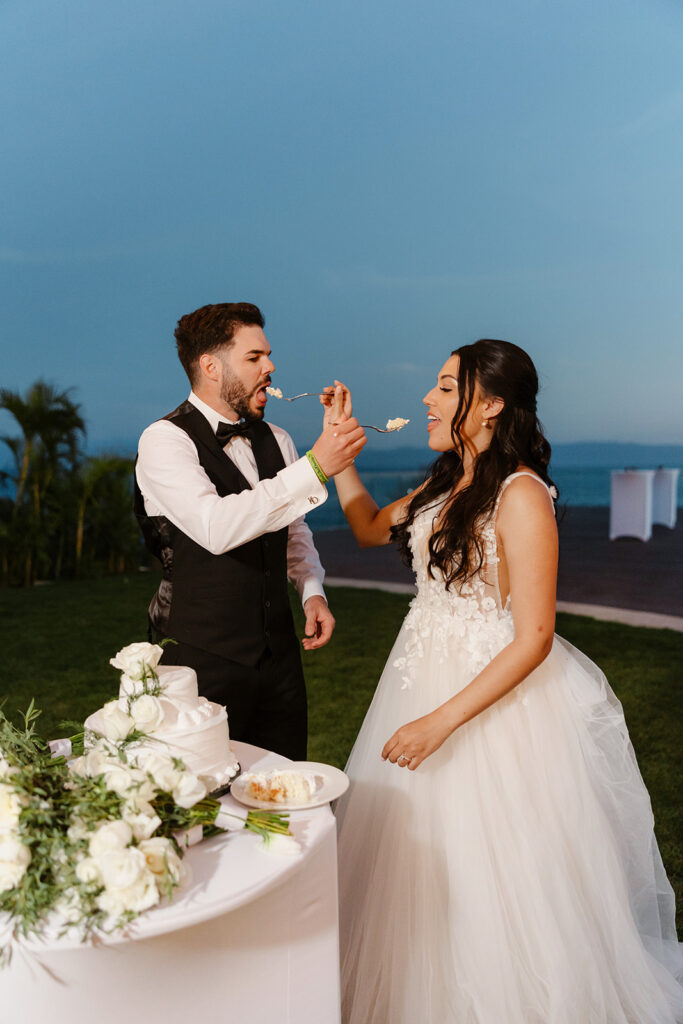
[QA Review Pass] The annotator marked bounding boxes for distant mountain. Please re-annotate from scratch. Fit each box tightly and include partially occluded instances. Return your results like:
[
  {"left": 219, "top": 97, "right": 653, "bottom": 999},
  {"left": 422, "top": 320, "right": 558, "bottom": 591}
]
[
  {"left": 357, "top": 445, "right": 433, "bottom": 471},
  {"left": 549, "top": 443, "right": 683, "bottom": 469},
  {"left": 357, "top": 442, "right": 683, "bottom": 472},
  {"left": 3, "top": 439, "right": 677, "bottom": 484}
]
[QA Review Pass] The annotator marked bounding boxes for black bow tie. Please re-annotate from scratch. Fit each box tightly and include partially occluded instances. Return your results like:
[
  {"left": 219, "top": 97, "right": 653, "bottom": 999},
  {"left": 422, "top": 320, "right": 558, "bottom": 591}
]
[{"left": 215, "top": 420, "right": 252, "bottom": 446}]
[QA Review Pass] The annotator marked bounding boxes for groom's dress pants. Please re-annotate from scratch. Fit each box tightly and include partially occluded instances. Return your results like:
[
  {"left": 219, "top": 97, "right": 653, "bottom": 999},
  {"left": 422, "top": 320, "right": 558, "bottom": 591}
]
[{"left": 160, "top": 637, "right": 307, "bottom": 762}]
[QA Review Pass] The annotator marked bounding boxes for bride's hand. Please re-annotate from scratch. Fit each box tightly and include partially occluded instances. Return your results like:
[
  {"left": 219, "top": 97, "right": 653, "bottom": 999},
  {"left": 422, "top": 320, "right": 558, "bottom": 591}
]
[
  {"left": 381, "top": 709, "right": 453, "bottom": 770},
  {"left": 321, "top": 379, "right": 353, "bottom": 430}
]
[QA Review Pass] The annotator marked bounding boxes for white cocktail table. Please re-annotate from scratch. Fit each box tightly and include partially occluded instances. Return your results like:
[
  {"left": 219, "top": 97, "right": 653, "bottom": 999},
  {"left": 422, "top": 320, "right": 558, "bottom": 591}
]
[
  {"left": 652, "top": 468, "right": 679, "bottom": 529},
  {"left": 609, "top": 470, "right": 656, "bottom": 541},
  {"left": 0, "top": 742, "right": 341, "bottom": 1024}
]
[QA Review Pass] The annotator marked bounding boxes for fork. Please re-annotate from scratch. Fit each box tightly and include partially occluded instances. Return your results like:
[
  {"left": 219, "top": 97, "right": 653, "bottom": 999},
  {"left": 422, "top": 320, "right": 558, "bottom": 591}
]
[
  {"left": 270, "top": 391, "right": 322, "bottom": 402},
  {"left": 328, "top": 421, "right": 407, "bottom": 433},
  {"left": 267, "top": 390, "right": 407, "bottom": 433}
]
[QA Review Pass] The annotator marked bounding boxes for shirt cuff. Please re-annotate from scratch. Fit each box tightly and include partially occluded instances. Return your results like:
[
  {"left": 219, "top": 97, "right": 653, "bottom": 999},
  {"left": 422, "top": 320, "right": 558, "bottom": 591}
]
[
  {"left": 300, "top": 578, "right": 327, "bottom": 607},
  {"left": 284, "top": 454, "right": 328, "bottom": 508}
]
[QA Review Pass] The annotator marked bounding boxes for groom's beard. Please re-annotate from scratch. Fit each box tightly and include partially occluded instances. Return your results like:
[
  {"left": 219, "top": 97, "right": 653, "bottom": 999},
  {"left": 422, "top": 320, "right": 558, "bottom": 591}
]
[{"left": 220, "top": 369, "right": 268, "bottom": 421}]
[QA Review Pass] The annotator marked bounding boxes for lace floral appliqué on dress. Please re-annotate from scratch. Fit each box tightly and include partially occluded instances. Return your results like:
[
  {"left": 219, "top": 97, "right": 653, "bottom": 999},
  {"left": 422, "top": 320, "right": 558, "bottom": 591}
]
[{"left": 393, "top": 493, "right": 514, "bottom": 689}]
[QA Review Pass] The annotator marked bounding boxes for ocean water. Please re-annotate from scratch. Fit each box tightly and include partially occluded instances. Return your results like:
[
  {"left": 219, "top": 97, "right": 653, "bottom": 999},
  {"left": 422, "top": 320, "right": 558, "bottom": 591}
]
[{"left": 313, "top": 467, "right": 682, "bottom": 531}]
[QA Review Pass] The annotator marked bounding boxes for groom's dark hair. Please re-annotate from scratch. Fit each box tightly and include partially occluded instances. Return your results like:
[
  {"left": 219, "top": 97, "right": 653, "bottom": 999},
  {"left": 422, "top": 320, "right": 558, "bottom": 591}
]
[{"left": 174, "top": 302, "right": 265, "bottom": 385}]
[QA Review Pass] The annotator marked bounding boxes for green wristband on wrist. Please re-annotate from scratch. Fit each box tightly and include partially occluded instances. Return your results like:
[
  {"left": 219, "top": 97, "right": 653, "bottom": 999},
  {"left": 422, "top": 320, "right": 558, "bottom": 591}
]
[{"left": 306, "top": 450, "right": 329, "bottom": 484}]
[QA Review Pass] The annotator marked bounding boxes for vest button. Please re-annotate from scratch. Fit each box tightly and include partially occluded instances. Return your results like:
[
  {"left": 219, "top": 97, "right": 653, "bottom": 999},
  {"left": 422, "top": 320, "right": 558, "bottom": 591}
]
[
  {"left": 265, "top": 599, "right": 271, "bottom": 608},
  {"left": 263, "top": 539, "right": 269, "bottom": 548},
  {"left": 265, "top": 569, "right": 271, "bottom": 577}
]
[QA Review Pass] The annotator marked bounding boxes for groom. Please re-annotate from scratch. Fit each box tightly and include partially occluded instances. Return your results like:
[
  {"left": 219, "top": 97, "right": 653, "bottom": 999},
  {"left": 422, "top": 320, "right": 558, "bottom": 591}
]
[{"left": 134, "top": 302, "right": 365, "bottom": 760}]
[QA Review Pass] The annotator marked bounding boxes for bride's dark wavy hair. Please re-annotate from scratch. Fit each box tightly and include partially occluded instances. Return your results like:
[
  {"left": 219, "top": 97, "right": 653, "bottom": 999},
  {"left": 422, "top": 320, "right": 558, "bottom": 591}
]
[{"left": 392, "top": 339, "right": 556, "bottom": 588}]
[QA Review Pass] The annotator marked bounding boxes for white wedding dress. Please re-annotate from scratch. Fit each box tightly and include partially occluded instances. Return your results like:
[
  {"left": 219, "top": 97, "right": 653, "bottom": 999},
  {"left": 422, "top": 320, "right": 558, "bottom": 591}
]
[{"left": 337, "top": 473, "right": 683, "bottom": 1024}]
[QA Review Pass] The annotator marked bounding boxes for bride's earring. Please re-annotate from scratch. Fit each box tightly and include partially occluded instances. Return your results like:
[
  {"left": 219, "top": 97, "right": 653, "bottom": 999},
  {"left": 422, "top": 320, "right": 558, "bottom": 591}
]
[{"left": 482, "top": 418, "right": 491, "bottom": 429}]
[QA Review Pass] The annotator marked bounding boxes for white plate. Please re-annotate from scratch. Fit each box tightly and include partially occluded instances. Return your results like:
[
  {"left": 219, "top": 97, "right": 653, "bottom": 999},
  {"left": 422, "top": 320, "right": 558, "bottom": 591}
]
[{"left": 230, "top": 761, "right": 349, "bottom": 810}]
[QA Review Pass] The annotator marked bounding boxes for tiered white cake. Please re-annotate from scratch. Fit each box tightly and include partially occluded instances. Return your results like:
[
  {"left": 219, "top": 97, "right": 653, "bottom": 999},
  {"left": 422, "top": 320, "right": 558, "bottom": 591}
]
[{"left": 85, "top": 664, "right": 240, "bottom": 793}]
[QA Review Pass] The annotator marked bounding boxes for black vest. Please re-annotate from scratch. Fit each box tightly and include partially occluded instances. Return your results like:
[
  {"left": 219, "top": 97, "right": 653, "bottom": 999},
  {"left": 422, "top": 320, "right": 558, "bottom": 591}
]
[{"left": 134, "top": 402, "right": 294, "bottom": 667}]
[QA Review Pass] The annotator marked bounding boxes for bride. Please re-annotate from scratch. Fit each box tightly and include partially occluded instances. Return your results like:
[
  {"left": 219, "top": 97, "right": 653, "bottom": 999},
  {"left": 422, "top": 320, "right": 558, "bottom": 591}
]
[{"left": 325, "top": 339, "right": 682, "bottom": 1023}]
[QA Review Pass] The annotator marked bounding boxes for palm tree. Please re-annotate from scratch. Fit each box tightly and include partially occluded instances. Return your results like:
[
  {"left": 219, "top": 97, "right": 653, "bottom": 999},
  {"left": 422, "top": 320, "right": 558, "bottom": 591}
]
[
  {"left": 0, "top": 381, "right": 85, "bottom": 584},
  {"left": 0, "top": 381, "right": 85, "bottom": 509},
  {"left": 74, "top": 455, "right": 136, "bottom": 573}
]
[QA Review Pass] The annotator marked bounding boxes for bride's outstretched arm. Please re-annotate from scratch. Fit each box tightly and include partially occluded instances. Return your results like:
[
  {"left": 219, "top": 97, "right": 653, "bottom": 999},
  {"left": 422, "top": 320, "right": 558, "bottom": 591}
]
[
  {"left": 383, "top": 475, "right": 559, "bottom": 768},
  {"left": 321, "top": 382, "right": 416, "bottom": 548}
]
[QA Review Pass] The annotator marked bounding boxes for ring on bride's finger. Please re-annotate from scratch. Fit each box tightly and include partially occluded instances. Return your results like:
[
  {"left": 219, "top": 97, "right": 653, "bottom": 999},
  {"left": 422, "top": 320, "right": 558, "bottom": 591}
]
[{"left": 398, "top": 753, "right": 411, "bottom": 764}]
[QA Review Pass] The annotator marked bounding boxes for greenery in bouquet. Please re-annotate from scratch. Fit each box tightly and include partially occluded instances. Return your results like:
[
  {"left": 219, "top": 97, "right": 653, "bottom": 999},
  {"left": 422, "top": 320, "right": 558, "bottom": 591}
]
[{"left": 0, "top": 642, "right": 293, "bottom": 966}]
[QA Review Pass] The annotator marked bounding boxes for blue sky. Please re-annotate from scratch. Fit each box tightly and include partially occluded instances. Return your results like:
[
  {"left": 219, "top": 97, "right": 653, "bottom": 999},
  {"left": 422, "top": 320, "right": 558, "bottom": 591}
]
[{"left": 2, "top": 0, "right": 682, "bottom": 455}]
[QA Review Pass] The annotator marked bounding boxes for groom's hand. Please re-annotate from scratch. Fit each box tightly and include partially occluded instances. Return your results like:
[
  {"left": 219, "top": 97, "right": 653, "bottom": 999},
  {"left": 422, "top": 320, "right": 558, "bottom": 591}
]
[{"left": 302, "top": 595, "right": 335, "bottom": 650}]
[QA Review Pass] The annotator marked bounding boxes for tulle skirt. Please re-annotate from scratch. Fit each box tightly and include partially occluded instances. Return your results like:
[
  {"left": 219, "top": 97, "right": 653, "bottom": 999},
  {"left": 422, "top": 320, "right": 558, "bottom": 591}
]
[{"left": 336, "top": 629, "right": 683, "bottom": 1023}]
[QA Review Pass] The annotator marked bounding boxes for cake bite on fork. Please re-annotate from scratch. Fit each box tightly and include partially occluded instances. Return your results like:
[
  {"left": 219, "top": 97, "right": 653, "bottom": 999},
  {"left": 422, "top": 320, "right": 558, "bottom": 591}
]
[
  {"left": 266, "top": 387, "right": 410, "bottom": 433},
  {"left": 266, "top": 387, "right": 321, "bottom": 401}
]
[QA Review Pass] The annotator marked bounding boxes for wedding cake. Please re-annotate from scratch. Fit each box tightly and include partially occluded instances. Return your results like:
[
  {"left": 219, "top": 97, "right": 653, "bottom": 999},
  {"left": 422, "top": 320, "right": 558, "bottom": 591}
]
[{"left": 84, "top": 655, "right": 240, "bottom": 793}]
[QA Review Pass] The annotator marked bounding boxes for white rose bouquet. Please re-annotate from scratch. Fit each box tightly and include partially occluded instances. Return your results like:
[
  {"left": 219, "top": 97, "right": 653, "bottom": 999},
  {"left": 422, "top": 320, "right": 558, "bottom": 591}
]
[{"left": 0, "top": 677, "right": 292, "bottom": 967}]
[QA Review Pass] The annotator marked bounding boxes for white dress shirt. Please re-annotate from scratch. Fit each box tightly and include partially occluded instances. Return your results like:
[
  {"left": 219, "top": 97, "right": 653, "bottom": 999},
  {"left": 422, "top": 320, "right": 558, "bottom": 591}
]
[{"left": 136, "top": 392, "right": 327, "bottom": 606}]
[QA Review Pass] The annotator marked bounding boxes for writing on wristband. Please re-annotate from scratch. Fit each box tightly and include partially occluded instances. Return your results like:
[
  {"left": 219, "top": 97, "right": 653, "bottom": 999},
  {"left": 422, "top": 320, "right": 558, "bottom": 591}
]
[{"left": 306, "top": 450, "right": 329, "bottom": 484}]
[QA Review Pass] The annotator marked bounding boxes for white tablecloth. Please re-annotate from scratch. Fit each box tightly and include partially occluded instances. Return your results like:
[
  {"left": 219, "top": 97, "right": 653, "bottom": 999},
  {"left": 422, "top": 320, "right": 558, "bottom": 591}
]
[
  {"left": 609, "top": 470, "right": 656, "bottom": 541},
  {"left": 0, "top": 742, "right": 341, "bottom": 1024}
]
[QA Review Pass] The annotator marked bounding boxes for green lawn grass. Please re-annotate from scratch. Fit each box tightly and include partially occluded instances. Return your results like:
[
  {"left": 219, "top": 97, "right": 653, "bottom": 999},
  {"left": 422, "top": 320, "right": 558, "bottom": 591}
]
[{"left": 1, "top": 573, "right": 681, "bottom": 929}]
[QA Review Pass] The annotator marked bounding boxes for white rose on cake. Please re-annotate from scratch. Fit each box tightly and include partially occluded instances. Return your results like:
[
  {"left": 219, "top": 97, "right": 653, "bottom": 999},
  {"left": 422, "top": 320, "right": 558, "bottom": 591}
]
[
  {"left": 86, "top": 744, "right": 121, "bottom": 775},
  {"left": 137, "top": 751, "right": 183, "bottom": 793},
  {"left": 70, "top": 744, "right": 116, "bottom": 779},
  {"left": 109, "top": 642, "right": 164, "bottom": 681},
  {"left": 100, "top": 763, "right": 137, "bottom": 796},
  {"left": 129, "top": 694, "right": 165, "bottom": 733},
  {"left": 100, "top": 701, "right": 135, "bottom": 742},
  {"left": 0, "top": 834, "right": 31, "bottom": 892}
]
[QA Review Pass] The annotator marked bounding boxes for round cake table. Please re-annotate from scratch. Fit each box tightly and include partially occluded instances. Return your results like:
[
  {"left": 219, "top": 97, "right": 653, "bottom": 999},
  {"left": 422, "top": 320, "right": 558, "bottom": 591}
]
[{"left": 0, "top": 742, "right": 341, "bottom": 1024}]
